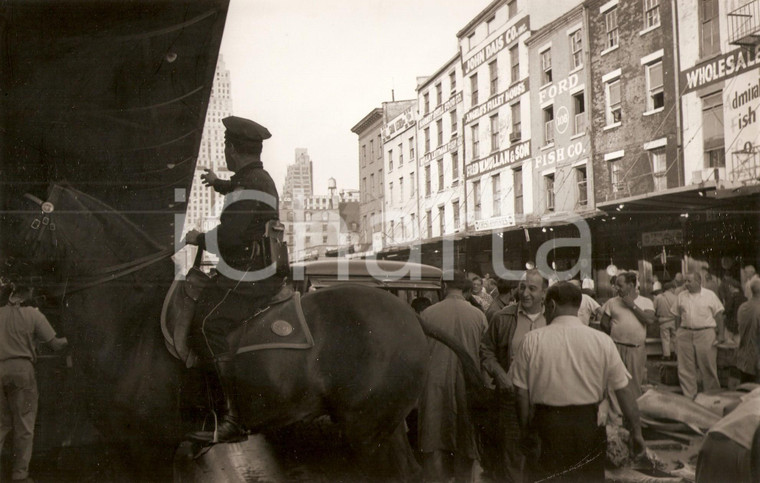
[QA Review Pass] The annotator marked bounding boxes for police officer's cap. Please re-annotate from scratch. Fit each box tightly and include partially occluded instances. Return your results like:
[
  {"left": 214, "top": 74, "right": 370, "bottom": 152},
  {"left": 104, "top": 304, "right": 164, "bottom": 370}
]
[{"left": 223, "top": 116, "right": 272, "bottom": 143}]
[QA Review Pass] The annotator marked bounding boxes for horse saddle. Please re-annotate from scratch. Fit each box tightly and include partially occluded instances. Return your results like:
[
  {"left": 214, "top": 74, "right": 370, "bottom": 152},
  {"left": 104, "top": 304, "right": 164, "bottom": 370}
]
[{"left": 161, "top": 276, "right": 313, "bottom": 367}]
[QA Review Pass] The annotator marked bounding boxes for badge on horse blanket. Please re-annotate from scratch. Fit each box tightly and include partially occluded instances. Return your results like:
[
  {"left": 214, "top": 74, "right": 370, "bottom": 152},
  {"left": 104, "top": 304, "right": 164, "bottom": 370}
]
[
  {"left": 271, "top": 320, "right": 294, "bottom": 337},
  {"left": 234, "top": 292, "right": 314, "bottom": 354}
]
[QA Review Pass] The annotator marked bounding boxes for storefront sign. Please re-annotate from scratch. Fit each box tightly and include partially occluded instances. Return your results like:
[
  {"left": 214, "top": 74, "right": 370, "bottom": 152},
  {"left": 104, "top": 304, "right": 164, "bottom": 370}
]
[
  {"left": 462, "top": 16, "right": 530, "bottom": 76},
  {"left": 381, "top": 107, "right": 415, "bottom": 141},
  {"left": 681, "top": 46, "right": 760, "bottom": 95},
  {"left": 421, "top": 138, "right": 460, "bottom": 165},
  {"left": 464, "top": 80, "right": 528, "bottom": 124},
  {"left": 465, "top": 140, "right": 531, "bottom": 178},
  {"left": 530, "top": 141, "right": 585, "bottom": 170},
  {"left": 419, "top": 92, "right": 463, "bottom": 128},
  {"left": 538, "top": 73, "right": 580, "bottom": 104},
  {"left": 641, "top": 229, "right": 683, "bottom": 247},
  {"left": 474, "top": 214, "right": 516, "bottom": 232},
  {"left": 725, "top": 69, "right": 760, "bottom": 183}
]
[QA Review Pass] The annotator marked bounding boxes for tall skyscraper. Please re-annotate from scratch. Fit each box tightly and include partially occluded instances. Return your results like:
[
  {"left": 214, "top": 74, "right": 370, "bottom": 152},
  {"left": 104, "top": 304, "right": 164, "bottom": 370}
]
[{"left": 283, "top": 148, "right": 314, "bottom": 199}]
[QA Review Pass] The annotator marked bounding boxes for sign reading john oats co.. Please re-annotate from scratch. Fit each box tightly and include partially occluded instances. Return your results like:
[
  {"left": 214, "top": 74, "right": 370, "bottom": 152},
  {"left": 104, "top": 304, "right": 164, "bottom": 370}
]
[
  {"left": 461, "top": 16, "right": 530, "bottom": 76},
  {"left": 680, "top": 46, "right": 760, "bottom": 94}
]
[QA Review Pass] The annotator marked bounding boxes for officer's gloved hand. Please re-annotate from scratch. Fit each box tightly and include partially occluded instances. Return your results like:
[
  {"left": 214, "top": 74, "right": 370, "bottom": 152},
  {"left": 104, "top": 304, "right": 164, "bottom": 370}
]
[{"left": 201, "top": 169, "right": 218, "bottom": 187}]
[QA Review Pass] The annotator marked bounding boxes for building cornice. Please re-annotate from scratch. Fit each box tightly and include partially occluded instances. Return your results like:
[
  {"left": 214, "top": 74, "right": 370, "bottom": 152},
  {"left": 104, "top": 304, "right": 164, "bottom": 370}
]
[
  {"left": 417, "top": 53, "right": 461, "bottom": 91},
  {"left": 456, "top": 0, "right": 504, "bottom": 39},
  {"left": 351, "top": 108, "right": 383, "bottom": 134}
]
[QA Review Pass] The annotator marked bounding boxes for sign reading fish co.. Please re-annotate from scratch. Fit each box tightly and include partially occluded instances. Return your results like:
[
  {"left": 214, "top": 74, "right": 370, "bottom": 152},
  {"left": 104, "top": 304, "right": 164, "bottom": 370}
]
[
  {"left": 465, "top": 140, "right": 531, "bottom": 179},
  {"left": 462, "top": 16, "right": 530, "bottom": 76}
]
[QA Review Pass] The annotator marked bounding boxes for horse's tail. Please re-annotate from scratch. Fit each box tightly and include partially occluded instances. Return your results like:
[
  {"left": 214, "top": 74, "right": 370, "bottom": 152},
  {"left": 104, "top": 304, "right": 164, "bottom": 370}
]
[{"left": 416, "top": 314, "right": 492, "bottom": 409}]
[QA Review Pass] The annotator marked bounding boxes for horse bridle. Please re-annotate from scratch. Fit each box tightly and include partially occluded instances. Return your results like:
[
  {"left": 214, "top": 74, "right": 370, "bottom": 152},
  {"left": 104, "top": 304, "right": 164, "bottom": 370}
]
[{"left": 22, "top": 191, "right": 175, "bottom": 297}]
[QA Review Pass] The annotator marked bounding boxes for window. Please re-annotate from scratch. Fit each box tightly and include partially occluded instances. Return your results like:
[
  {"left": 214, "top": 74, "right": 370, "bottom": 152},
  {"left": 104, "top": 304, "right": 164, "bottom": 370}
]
[
  {"left": 409, "top": 137, "right": 415, "bottom": 159},
  {"left": 399, "top": 177, "right": 404, "bottom": 201},
  {"left": 369, "top": 139, "right": 374, "bottom": 160},
  {"left": 576, "top": 166, "right": 588, "bottom": 206},
  {"left": 545, "top": 173, "right": 555, "bottom": 212},
  {"left": 452, "top": 201, "right": 460, "bottom": 229},
  {"left": 424, "top": 127, "right": 431, "bottom": 153},
  {"left": 439, "top": 206, "right": 445, "bottom": 235},
  {"left": 473, "top": 180, "right": 482, "bottom": 220},
  {"left": 450, "top": 111, "right": 458, "bottom": 138},
  {"left": 467, "top": 32, "right": 476, "bottom": 51},
  {"left": 492, "top": 173, "right": 501, "bottom": 216},
  {"left": 410, "top": 213, "right": 416, "bottom": 238},
  {"left": 398, "top": 143, "right": 404, "bottom": 165},
  {"left": 425, "top": 165, "right": 432, "bottom": 196},
  {"left": 423, "top": 92, "right": 430, "bottom": 115},
  {"left": 511, "top": 102, "right": 521, "bottom": 142},
  {"left": 452, "top": 151, "right": 459, "bottom": 181},
  {"left": 541, "top": 49, "right": 552, "bottom": 84},
  {"left": 322, "top": 223, "right": 327, "bottom": 232},
  {"left": 377, "top": 135, "right": 382, "bottom": 158},
  {"left": 510, "top": 45, "right": 520, "bottom": 83},
  {"left": 370, "top": 173, "right": 375, "bottom": 195},
  {"left": 573, "top": 91, "right": 586, "bottom": 135},
  {"left": 702, "top": 91, "right": 725, "bottom": 168},
  {"left": 426, "top": 210, "right": 432, "bottom": 238},
  {"left": 472, "top": 124, "right": 480, "bottom": 158},
  {"left": 388, "top": 150, "right": 393, "bottom": 171},
  {"left": 470, "top": 73, "right": 479, "bottom": 106},
  {"left": 507, "top": 0, "right": 516, "bottom": 17},
  {"left": 362, "top": 177, "right": 367, "bottom": 198},
  {"left": 362, "top": 144, "right": 366, "bottom": 165},
  {"left": 570, "top": 29, "right": 583, "bottom": 69},
  {"left": 650, "top": 148, "right": 667, "bottom": 191},
  {"left": 490, "top": 114, "right": 500, "bottom": 152},
  {"left": 410, "top": 172, "right": 415, "bottom": 197},
  {"left": 305, "top": 236, "right": 311, "bottom": 244},
  {"left": 400, "top": 218, "right": 405, "bottom": 240},
  {"left": 644, "top": 0, "right": 660, "bottom": 29},
  {"left": 437, "top": 158, "right": 444, "bottom": 191},
  {"left": 646, "top": 61, "right": 664, "bottom": 111},
  {"left": 606, "top": 7, "right": 619, "bottom": 50},
  {"left": 543, "top": 106, "right": 555, "bottom": 146},
  {"left": 390, "top": 220, "right": 395, "bottom": 240},
  {"left": 449, "top": 70, "right": 457, "bottom": 94},
  {"left": 436, "top": 82, "right": 442, "bottom": 106},
  {"left": 605, "top": 78, "right": 622, "bottom": 125},
  {"left": 389, "top": 181, "right": 393, "bottom": 204},
  {"left": 487, "top": 16, "right": 496, "bottom": 34},
  {"left": 513, "top": 168, "right": 523, "bottom": 214},
  {"left": 610, "top": 160, "right": 624, "bottom": 192},
  {"left": 489, "top": 60, "right": 499, "bottom": 95},
  {"left": 437, "top": 119, "right": 443, "bottom": 146},
  {"left": 322, "top": 235, "right": 328, "bottom": 244}
]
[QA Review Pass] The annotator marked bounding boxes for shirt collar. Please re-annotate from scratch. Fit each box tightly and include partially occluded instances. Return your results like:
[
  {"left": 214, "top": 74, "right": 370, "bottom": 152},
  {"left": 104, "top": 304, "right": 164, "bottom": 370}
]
[
  {"left": 549, "top": 315, "right": 583, "bottom": 326},
  {"left": 517, "top": 303, "right": 544, "bottom": 317}
]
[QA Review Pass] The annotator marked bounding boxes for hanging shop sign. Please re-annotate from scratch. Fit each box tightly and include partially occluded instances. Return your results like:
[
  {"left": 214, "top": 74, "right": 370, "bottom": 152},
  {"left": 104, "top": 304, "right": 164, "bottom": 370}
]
[
  {"left": 465, "top": 140, "right": 531, "bottom": 179},
  {"left": 462, "top": 16, "right": 530, "bottom": 76},
  {"left": 381, "top": 106, "right": 415, "bottom": 142},
  {"left": 474, "top": 214, "right": 516, "bottom": 232},
  {"left": 464, "top": 79, "right": 528, "bottom": 124},
  {"left": 724, "top": 69, "right": 760, "bottom": 184},
  {"left": 641, "top": 229, "right": 683, "bottom": 247}
]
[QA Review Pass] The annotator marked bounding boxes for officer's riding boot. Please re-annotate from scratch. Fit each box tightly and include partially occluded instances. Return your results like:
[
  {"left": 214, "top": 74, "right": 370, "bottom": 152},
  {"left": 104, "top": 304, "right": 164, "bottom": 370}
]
[{"left": 187, "top": 357, "right": 248, "bottom": 444}]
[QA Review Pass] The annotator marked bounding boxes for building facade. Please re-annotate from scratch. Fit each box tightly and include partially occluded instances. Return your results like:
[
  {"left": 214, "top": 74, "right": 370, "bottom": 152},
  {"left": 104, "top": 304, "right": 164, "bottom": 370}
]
[
  {"left": 352, "top": 108, "right": 384, "bottom": 250},
  {"left": 382, "top": 100, "right": 418, "bottom": 248},
  {"left": 283, "top": 148, "right": 314, "bottom": 199},
  {"left": 416, "top": 55, "right": 465, "bottom": 243}
]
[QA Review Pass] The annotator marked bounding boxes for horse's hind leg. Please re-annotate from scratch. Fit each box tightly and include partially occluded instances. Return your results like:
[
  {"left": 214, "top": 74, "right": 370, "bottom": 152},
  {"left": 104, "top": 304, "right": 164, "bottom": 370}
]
[{"left": 347, "top": 419, "right": 421, "bottom": 482}]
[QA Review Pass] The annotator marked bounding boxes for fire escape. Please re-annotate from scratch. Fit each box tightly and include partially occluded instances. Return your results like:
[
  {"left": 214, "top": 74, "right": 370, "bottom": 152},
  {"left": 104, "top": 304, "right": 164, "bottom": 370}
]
[{"left": 727, "top": 1, "right": 760, "bottom": 185}]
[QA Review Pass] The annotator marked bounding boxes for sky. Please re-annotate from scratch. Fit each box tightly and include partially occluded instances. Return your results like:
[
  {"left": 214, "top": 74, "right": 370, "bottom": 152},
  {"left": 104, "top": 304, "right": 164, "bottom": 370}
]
[{"left": 219, "top": 0, "right": 494, "bottom": 195}]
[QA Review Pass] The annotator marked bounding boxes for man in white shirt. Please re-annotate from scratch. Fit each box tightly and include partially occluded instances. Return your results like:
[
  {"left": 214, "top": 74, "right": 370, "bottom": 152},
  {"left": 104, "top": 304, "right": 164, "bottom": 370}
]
[
  {"left": 671, "top": 271, "right": 725, "bottom": 399},
  {"left": 570, "top": 279, "right": 600, "bottom": 325},
  {"left": 511, "top": 282, "right": 644, "bottom": 482},
  {"left": 600, "top": 271, "right": 655, "bottom": 398}
]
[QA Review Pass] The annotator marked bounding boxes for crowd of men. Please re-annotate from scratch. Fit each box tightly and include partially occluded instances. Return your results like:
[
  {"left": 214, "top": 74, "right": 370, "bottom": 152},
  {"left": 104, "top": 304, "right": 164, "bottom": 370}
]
[{"left": 415, "top": 264, "right": 760, "bottom": 483}]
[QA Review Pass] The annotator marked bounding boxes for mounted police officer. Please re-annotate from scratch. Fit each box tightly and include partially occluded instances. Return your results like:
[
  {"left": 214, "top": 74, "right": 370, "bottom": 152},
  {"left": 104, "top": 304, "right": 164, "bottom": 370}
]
[{"left": 185, "top": 116, "right": 287, "bottom": 444}]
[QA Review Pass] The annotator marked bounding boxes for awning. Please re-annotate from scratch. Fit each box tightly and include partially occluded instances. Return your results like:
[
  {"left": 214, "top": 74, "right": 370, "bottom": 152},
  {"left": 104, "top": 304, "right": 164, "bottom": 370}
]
[{"left": 596, "top": 183, "right": 726, "bottom": 214}]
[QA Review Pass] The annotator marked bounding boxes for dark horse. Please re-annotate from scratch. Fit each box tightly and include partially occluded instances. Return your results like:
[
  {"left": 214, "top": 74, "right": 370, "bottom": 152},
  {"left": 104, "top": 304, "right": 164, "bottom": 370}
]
[{"left": 1, "top": 184, "right": 485, "bottom": 480}]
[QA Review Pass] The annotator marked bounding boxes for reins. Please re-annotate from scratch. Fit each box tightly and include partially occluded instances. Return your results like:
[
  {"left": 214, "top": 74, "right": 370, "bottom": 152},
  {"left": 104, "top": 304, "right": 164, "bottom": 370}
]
[{"left": 21, "top": 188, "right": 177, "bottom": 297}]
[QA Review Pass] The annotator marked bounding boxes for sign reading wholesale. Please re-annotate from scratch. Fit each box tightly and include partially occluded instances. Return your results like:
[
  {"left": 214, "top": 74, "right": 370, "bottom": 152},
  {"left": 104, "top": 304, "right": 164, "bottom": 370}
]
[
  {"left": 680, "top": 46, "right": 760, "bottom": 94},
  {"left": 462, "top": 16, "right": 530, "bottom": 76},
  {"left": 465, "top": 140, "right": 531, "bottom": 178}
]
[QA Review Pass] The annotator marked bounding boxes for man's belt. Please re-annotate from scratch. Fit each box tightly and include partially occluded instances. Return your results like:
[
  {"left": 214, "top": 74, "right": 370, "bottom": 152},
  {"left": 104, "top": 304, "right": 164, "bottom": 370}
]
[
  {"left": 680, "top": 326, "right": 714, "bottom": 331},
  {"left": 613, "top": 341, "right": 641, "bottom": 348}
]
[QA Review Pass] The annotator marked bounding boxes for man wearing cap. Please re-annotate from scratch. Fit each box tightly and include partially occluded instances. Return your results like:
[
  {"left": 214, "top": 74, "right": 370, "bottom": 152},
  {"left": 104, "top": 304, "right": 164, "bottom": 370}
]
[
  {"left": 186, "top": 116, "right": 285, "bottom": 444},
  {"left": 0, "top": 285, "right": 68, "bottom": 481}
]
